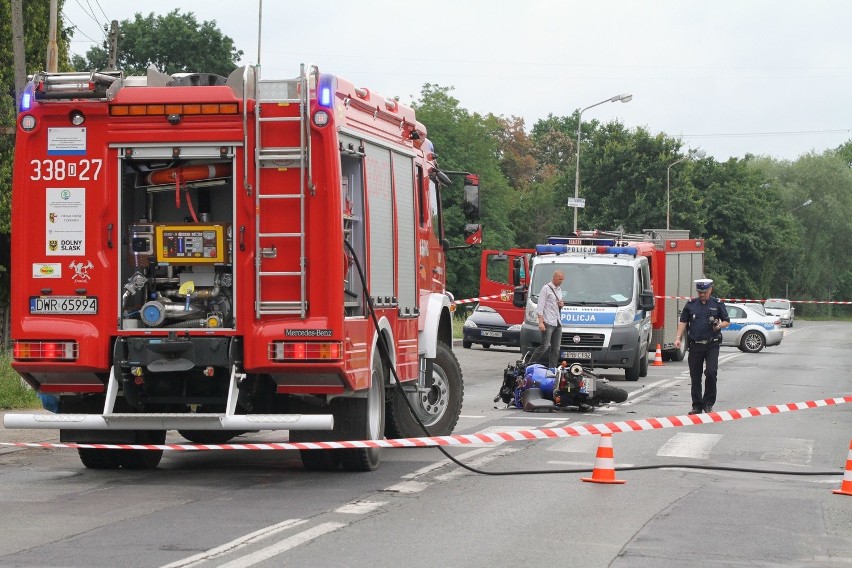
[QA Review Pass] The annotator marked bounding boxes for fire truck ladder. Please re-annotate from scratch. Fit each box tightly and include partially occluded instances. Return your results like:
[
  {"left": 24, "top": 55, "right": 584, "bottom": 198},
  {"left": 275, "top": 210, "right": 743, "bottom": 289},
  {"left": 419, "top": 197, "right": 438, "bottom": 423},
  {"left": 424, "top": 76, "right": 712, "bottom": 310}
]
[{"left": 252, "top": 64, "right": 314, "bottom": 318}]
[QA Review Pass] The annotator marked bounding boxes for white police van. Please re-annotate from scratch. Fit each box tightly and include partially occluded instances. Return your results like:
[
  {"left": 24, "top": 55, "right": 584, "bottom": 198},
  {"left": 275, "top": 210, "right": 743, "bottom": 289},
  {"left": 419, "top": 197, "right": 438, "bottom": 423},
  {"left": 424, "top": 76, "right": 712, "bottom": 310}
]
[{"left": 513, "top": 236, "right": 655, "bottom": 381}]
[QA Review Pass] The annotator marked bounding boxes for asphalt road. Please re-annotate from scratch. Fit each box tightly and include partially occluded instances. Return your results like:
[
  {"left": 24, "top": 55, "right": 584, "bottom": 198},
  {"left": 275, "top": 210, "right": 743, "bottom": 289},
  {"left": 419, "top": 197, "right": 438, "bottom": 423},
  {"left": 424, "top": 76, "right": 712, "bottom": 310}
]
[{"left": 1, "top": 320, "right": 850, "bottom": 567}]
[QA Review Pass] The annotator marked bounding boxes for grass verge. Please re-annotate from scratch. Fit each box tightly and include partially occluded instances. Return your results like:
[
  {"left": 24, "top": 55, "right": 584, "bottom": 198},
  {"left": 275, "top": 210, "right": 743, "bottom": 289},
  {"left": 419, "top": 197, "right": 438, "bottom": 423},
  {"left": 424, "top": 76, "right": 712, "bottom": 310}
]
[{"left": 0, "top": 353, "right": 39, "bottom": 409}]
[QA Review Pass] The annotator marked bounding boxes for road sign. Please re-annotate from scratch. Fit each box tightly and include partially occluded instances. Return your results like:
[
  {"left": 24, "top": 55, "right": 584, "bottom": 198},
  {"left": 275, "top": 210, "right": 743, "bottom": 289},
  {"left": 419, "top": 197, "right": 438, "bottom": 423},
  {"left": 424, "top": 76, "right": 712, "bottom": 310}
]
[{"left": 567, "top": 197, "right": 586, "bottom": 208}]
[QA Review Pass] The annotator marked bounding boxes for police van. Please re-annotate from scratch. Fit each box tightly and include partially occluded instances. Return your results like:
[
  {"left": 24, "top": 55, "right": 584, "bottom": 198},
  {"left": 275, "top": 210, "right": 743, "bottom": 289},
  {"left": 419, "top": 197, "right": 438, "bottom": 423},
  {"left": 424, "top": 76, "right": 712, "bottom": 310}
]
[{"left": 513, "top": 236, "right": 656, "bottom": 381}]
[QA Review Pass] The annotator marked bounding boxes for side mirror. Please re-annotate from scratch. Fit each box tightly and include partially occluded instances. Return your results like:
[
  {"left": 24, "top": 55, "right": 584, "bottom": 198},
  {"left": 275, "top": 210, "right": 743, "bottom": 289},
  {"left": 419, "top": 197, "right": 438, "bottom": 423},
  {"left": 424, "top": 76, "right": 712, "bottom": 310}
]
[
  {"left": 638, "top": 290, "right": 655, "bottom": 311},
  {"left": 464, "top": 224, "right": 482, "bottom": 246},
  {"left": 462, "top": 174, "right": 480, "bottom": 221},
  {"left": 513, "top": 285, "right": 527, "bottom": 308}
]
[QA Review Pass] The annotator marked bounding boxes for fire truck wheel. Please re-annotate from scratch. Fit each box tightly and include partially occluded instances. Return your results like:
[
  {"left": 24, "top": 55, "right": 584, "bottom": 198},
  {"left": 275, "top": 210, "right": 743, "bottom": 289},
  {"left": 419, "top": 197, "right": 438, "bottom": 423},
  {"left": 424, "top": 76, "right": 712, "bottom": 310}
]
[
  {"left": 78, "top": 448, "right": 121, "bottom": 469},
  {"left": 385, "top": 341, "right": 464, "bottom": 439},
  {"left": 338, "top": 354, "right": 385, "bottom": 472},
  {"left": 115, "top": 430, "right": 166, "bottom": 469}
]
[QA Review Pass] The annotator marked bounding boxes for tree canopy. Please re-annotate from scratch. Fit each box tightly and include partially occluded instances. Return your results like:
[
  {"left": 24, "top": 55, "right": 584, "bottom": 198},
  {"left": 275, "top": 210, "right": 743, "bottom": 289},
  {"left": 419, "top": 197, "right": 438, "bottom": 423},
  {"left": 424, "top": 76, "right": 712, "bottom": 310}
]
[{"left": 71, "top": 9, "right": 242, "bottom": 76}]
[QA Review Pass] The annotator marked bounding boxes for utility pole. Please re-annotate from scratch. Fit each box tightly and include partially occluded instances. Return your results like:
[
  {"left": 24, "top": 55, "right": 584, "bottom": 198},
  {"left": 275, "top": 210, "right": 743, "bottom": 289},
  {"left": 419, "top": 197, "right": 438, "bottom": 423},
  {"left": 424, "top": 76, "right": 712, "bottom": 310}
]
[
  {"left": 107, "top": 20, "right": 119, "bottom": 70},
  {"left": 11, "top": 0, "right": 26, "bottom": 113},
  {"left": 46, "top": 0, "right": 59, "bottom": 72}
]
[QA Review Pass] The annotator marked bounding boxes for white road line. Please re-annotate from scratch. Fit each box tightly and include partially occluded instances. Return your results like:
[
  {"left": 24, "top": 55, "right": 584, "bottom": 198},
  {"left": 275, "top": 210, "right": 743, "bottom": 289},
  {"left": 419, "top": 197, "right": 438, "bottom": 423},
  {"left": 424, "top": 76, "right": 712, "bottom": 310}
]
[
  {"left": 216, "top": 522, "right": 346, "bottom": 568},
  {"left": 382, "top": 480, "right": 431, "bottom": 493},
  {"left": 401, "top": 447, "right": 496, "bottom": 479},
  {"left": 622, "top": 380, "right": 679, "bottom": 406},
  {"left": 435, "top": 447, "right": 520, "bottom": 481},
  {"left": 335, "top": 500, "right": 387, "bottom": 515},
  {"left": 547, "top": 460, "right": 636, "bottom": 468},
  {"left": 159, "top": 519, "right": 307, "bottom": 568},
  {"left": 658, "top": 432, "right": 723, "bottom": 459}
]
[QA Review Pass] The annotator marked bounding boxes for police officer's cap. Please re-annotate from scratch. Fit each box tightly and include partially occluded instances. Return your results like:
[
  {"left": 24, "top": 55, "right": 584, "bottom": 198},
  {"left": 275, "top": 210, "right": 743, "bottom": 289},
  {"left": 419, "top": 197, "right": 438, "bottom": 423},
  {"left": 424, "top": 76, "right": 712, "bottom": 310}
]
[{"left": 694, "top": 278, "right": 713, "bottom": 291}]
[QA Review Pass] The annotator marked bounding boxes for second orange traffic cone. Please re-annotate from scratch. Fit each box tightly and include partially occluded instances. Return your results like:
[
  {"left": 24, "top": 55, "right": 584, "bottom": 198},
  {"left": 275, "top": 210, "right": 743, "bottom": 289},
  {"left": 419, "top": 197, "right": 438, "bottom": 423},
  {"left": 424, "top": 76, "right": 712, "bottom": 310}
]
[
  {"left": 581, "top": 433, "right": 626, "bottom": 484},
  {"left": 833, "top": 438, "right": 852, "bottom": 496},
  {"left": 652, "top": 344, "right": 664, "bottom": 366}
]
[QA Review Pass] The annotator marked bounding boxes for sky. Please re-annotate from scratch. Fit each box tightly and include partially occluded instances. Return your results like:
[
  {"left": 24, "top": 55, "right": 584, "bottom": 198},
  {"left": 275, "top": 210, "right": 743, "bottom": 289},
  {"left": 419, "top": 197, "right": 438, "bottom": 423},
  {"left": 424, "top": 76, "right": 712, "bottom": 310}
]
[{"left": 60, "top": 0, "right": 852, "bottom": 163}]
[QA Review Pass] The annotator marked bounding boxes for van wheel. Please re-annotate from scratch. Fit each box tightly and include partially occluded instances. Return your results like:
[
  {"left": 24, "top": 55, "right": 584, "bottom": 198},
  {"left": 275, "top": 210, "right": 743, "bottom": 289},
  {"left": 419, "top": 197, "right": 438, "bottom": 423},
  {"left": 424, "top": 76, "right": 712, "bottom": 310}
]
[
  {"left": 639, "top": 350, "right": 649, "bottom": 377},
  {"left": 625, "top": 352, "right": 641, "bottom": 381}
]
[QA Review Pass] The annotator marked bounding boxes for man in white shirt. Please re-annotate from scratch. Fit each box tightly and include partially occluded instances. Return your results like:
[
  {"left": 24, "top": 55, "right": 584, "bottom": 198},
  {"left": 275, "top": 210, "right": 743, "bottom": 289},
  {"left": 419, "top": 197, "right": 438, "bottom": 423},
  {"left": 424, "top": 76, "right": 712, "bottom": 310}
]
[{"left": 534, "top": 270, "right": 565, "bottom": 368}]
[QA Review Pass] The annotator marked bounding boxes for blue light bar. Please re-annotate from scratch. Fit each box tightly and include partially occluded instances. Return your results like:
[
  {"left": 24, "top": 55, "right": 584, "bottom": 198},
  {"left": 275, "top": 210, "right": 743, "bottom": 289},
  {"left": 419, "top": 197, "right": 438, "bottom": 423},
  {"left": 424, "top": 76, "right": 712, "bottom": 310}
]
[
  {"left": 317, "top": 74, "right": 336, "bottom": 108},
  {"left": 536, "top": 244, "right": 567, "bottom": 254},
  {"left": 606, "top": 246, "right": 638, "bottom": 256},
  {"left": 20, "top": 88, "right": 33, "bottom": 111}
]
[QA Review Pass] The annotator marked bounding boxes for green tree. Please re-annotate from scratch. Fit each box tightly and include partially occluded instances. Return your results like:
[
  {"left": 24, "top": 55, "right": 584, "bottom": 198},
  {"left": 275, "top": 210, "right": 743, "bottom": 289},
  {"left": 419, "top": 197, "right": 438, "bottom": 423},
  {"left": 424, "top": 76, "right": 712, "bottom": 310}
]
[
  {"left": 72, "top": 9, "right": 242, "bottom": 76},
  {"left": 412, "top": 84, "right": 516, "bottom": 299}
]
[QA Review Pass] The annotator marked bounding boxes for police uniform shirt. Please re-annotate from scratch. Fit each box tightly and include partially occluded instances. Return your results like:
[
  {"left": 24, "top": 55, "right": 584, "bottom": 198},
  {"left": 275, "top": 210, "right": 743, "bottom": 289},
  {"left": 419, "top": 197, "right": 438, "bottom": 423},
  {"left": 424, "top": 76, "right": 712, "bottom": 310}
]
[{"left": 679, "top": 297, "right": 730, "bottom": 342}]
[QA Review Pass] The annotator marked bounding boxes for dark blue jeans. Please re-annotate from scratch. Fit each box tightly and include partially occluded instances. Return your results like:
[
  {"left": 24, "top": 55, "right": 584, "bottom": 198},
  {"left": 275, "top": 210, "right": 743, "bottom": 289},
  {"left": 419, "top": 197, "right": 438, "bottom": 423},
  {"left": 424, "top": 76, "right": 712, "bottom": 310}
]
[{"left": 687, "top": 341, "right": 720, "bottom": 410}]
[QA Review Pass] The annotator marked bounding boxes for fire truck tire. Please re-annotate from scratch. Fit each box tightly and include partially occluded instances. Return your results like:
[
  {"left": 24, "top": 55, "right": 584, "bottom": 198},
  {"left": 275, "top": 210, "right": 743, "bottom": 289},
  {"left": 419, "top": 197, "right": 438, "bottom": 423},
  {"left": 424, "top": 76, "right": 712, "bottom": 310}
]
[
  {"left": 78, "top": 448, "right": 121, "bottom": 469},
  {"left": 299, "top": 448, "right": 341, "bottom": 471},
  {"left": 338, "top": 354, "right": 385, "bottom": 472},
  {"left": 385, "top": 341, "right": 463, "bottom": 439},
  {"left": 288, "top": 399, "right": 342, "bottom": 472},
  {"left": 115, "top": 430, "right": 166, "bottom": 469}
]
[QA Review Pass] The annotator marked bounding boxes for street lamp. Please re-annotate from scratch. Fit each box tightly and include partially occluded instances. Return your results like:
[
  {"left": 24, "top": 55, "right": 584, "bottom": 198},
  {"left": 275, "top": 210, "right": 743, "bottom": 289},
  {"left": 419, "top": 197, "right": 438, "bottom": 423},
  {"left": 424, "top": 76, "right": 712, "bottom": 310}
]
[
  {"left": 666, "top": 149, "right": 705, "bottom": 230},
  {"left": 790, "top": 199, "right": 813, "bottom": 213},
  {"left": 573, "top": 93, "right": 633, "bottom": 232}
]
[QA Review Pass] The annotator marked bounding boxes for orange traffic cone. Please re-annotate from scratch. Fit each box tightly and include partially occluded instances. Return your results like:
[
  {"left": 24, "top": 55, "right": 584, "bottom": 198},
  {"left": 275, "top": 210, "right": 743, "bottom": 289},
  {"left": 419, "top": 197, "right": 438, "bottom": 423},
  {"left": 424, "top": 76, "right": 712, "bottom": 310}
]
[
  {"left": 833, "top": 438, "right": 852, "bottom": 496},
  {"left": 581, "top": 433, "right": 626, "bottom": 484},
  {"left": 652, "top": 344, "right": 664, "bottom": 366}
]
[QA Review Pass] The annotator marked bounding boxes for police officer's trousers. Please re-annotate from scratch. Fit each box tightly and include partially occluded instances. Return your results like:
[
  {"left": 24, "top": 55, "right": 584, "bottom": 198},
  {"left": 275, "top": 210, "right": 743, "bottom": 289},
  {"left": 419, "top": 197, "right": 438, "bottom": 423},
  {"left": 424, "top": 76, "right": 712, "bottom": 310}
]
[{"left": 687, "top": 341, "right": 720, "bottom": 410}]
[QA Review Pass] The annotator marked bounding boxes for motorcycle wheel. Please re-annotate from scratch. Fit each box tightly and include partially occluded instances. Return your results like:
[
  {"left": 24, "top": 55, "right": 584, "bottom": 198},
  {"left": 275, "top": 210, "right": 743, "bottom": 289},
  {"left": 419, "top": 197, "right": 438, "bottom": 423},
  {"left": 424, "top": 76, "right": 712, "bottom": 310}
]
[{"left": 596, "top": 384, "right": 628, "bottom": 404}]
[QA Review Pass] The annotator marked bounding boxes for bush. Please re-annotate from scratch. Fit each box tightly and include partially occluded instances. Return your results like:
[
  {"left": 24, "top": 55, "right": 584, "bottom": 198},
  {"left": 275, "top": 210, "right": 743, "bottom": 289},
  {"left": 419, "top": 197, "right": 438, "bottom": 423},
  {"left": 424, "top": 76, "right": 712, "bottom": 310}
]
[{"left": 0, "top": 353, "right": 39, "bottom": 409}]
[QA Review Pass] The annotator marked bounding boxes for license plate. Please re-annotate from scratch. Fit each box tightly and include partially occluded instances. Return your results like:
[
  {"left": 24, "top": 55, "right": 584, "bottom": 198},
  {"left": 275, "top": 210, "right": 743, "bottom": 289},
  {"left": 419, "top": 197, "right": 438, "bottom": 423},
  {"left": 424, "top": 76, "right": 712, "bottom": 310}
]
[
  {"left": 30, "top": 296, "right": 98, "bottom": 315},
  {"left": 561, "top": 350, "right": 591, "bottom": 360},
  {"left": 481, "top": 330, "right": 503, "bottom": 338}
]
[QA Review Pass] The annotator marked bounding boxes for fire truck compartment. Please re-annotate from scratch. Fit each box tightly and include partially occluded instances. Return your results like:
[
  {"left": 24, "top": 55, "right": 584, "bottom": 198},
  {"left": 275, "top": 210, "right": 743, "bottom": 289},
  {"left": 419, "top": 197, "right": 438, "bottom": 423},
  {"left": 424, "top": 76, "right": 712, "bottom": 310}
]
[{"left": 118, "top": 146, "right": 235, "bottom": 331}]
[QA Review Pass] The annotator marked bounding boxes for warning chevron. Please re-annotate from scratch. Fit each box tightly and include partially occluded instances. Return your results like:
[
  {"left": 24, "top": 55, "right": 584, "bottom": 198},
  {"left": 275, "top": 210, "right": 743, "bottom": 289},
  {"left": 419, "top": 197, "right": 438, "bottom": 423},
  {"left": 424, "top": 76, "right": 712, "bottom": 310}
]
[{"left": 1, "top": 396, "right": 849, "bottom": 452}]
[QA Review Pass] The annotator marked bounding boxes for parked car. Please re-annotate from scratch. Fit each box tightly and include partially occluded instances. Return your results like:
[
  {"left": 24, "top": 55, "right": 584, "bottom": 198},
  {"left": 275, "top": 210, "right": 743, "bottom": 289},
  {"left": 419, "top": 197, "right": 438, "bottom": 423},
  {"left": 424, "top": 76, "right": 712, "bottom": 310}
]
[
  {"left": 462, "top": 304, "right": 521, "bottom": 349},
  {"left": 764, "top": 298, "right": 794, "bottom": 327},
  {"left": 721, "top": 303, "right": 784, "bottom": 353}
]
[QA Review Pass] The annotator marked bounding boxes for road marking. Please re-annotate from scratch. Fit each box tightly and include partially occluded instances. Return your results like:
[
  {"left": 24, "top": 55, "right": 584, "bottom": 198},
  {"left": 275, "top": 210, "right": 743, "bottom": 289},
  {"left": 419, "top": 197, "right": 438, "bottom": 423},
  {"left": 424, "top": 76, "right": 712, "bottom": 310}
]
[
  {"left": 216, "top": 522, "right": 346, "bottom": 568},
  {"left": 382, "top": 480, "right": 431, "bottom": 493},
  {"left": 160, "top": 519, "right": 307, "bottom": 568},
  {"left": 435, "top": 447, "right": 520, "bottom": 481},
  {"left": 622, "top": 379, "right": 679, "bottom": 406},
  {"left": 401, "top": 447, "right": 495, "bottom": 479},
  {"left": 658, "top": 432, "right": 723, "bottom": 459},
  {"left": 335, "top": 500, "right": 387, "bottom": 515}
]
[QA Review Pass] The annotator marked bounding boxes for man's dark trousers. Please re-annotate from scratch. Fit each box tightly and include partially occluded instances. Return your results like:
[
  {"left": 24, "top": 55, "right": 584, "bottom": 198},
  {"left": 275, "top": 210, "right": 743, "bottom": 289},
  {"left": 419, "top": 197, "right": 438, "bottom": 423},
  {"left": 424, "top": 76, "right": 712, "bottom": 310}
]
[{"left": 687, "top": 341, "right": 720, "bottom": 410}]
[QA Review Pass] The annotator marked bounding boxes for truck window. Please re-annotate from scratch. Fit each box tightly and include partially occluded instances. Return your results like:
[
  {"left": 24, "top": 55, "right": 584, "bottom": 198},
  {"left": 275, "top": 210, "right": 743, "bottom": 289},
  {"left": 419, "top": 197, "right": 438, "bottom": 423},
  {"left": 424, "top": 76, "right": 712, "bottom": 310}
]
[{"left": 485, "top": 254, "right": 510, "bottom": 285}]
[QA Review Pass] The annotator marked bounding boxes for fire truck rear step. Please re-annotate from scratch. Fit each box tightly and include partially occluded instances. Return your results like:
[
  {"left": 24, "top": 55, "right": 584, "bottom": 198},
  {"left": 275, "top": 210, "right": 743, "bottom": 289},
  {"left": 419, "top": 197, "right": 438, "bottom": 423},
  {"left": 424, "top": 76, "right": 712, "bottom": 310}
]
[{"left": 3, "top": 413, "right": 334, "bottom": 432}]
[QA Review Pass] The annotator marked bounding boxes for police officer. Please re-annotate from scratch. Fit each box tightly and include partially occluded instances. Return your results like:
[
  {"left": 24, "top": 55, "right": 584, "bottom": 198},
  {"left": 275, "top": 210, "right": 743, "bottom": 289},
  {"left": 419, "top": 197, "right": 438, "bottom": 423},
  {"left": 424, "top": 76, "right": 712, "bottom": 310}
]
[{"left": 674, "top": 279, "right": 730, "bottom": 414}]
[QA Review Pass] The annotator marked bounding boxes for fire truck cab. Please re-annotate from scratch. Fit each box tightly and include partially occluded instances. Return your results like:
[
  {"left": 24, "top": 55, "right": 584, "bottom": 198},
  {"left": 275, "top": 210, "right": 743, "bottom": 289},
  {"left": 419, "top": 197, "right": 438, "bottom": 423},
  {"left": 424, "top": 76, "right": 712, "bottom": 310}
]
[{"left": 7, "top": 65, "right": 481, "bottom": 472}]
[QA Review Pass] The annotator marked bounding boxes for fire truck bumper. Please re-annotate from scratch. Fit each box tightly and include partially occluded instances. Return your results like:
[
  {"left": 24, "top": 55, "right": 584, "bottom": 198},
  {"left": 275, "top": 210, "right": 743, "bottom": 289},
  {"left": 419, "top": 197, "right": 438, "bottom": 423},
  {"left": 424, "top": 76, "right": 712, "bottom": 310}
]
[{"left": 2, "top": 412, "right": 334, "bottom": 431}]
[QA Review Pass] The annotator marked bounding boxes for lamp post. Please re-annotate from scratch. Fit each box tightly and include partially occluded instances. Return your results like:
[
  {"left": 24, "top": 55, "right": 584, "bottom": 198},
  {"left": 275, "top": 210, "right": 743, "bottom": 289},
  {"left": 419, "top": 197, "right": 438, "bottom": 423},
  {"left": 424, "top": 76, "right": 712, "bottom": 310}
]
[
  {"left": 666, "top": 149, "right": 705, "bottom": 230},
  {"left": 790, "top": 198, "right": 813, "bottom": 213},
  {"left": 573, "top": 93, "right": 633, "bottom": 232}
]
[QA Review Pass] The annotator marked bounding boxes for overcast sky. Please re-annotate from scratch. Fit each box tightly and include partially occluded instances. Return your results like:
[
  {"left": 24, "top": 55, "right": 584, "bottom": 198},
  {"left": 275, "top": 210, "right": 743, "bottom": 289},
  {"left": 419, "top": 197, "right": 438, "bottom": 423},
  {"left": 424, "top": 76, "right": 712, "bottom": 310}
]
[{"left": 61, "top": 0, "right": 852, "bottom": 162}]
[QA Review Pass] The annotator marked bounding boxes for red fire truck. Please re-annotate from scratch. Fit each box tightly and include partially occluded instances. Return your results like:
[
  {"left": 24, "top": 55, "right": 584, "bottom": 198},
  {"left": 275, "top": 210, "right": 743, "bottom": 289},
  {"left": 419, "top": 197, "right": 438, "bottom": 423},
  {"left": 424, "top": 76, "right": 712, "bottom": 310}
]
[{"left": 6, "top": 65, "right": 481, "bottom": 472}]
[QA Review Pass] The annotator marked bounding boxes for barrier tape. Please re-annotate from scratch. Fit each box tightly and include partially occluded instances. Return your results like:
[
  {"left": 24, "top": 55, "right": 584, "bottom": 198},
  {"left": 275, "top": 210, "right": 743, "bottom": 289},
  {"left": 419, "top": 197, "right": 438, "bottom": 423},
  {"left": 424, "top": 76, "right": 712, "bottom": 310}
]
[
  {"left": 2, "top": 396, "right": 849, "bottom": 452},
  {"left": 453, "top": 293, "right": 851, "bottom": 306},
  {"left": 657, "top": 295, "right": 852, "bottom": 305}
]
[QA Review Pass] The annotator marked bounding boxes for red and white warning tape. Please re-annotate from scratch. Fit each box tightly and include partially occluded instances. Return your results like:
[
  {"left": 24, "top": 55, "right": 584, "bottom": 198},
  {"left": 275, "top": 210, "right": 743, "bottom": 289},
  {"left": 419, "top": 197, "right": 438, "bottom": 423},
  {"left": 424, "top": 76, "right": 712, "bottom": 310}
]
[
  {"left": 655, "top": 295, "right": 852, "bottom": 305},
  {"left": 453, "top": 293, "right": 511, "bottom": 305},
  {"left": 1, "top": 396, "right": 849, "bottom": 452}
]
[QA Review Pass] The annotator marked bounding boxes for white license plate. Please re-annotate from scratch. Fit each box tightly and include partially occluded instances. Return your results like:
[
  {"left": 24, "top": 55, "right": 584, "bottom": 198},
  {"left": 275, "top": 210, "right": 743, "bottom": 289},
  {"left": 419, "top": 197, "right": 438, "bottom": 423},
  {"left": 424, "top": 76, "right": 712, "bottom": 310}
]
[
  {"left": 561, "top": 350, "right": 591, "bottom": 360},
  {"left": 481, "top": 330, "right": 503, "bottom": 338},
  {"left": 30, "top": 296, "right": 98, "bottom": 315}
]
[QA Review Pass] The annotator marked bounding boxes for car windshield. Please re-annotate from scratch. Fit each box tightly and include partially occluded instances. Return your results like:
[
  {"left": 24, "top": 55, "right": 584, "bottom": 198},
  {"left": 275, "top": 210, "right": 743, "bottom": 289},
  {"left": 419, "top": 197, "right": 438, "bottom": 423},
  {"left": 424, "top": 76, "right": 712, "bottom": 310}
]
[
  {"left": 530, "top": 263, "right": 633, "bottom": 306},
  {"left": 764, "top": 300, "right": 790, "bottom": 309}
]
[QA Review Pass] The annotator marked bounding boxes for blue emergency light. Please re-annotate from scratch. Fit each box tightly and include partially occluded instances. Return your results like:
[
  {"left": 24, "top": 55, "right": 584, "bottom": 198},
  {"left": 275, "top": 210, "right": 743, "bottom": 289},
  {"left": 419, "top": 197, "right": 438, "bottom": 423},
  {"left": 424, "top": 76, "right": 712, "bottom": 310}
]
[
  {"left": 317, "top": 74, "right": 335, "bottom": 108},
  {"left": 20, "top": 87, "right": 33, "bottom": 111}
]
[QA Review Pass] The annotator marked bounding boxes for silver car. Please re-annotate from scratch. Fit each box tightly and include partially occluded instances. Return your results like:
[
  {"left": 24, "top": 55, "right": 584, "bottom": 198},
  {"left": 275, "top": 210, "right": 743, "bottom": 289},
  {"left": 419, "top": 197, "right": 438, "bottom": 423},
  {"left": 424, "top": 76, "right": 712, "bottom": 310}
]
[
  {"left": 764, "top": 298, "right": 794, "bottom": 327},
  {"left": 722, "top": 303, "right": 784, "bottom": 353}
]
